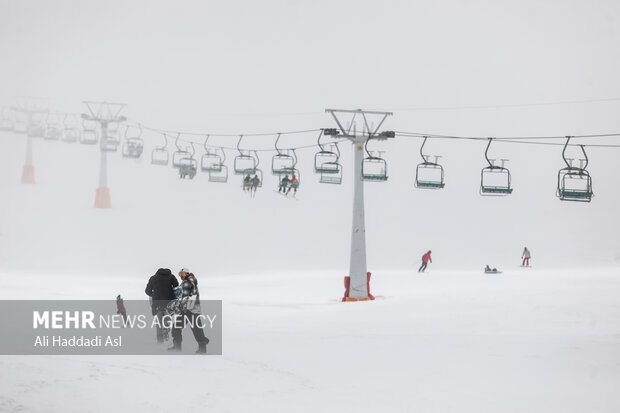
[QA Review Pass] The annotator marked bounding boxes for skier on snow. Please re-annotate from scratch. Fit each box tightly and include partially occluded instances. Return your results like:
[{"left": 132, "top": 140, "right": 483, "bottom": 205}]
[
  {"left": 418, "top": 250, "right": 432, "bottom": 273},
  {"left": 521, "top": 247, "right": 531, "bottom": 267}
]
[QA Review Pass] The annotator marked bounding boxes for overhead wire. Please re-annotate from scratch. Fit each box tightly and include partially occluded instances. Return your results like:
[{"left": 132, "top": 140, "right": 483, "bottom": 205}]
[{"left": 394, "top": 131, "right": 620, "bottom": 148}]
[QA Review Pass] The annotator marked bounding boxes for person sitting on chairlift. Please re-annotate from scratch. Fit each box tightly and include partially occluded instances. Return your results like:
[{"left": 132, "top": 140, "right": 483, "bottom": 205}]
[
  {"left": 251, "top": 174, "right": 260, "bottom": 192},
  {"left": 279, "top": 175, "right": 290, "bottom": 193},
  {"left": 287, "top": 174, "right": 299, "bottom": 196},
  {"left": 243, "top": 174, "right": 251, "bottom": 191}
]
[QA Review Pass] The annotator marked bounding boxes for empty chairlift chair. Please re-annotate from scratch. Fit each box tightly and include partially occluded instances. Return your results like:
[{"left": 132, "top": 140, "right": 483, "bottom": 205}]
[
  {"left": 271, "top": 133, "right": 296, "bottom": 175},
  {"left": 101, "top": 121, "right": 122, "bottom": 152},
  {"left": 61, "top": 114, "right": 80, "bottom": 143},
  {"left": 234, "top": 135, "right": 257, "bottom": 175},
  {"left": 480, "top": 138, "right": 513, "bottom": 195},
  {"left": 314, "top": 130, "right": 343, "bottom": 184},
  {"left": 122, "top": 124, "right": 144, "bottom": 158},
  {"left": 0, "top": 108, "right": 14, "bottom": 131},
  {"left": 208, "top": 148, "right": 228, "bottom": 183},
  {"left": 151, "top": 133, "right": 170, "bottom": 166},
  {"left": 415, "top": 136, "right": 445, "bottom": 189},
  {"left": 27, "top": 113, "right": 47, "bottom": 138},
  {"left": 556, "top": 137, "right": 593, "bottom": 202},
  {"left": 201, "top": 135, "right": 223, "bottom": 173},
  {"left": 172, "top": 133, "right": 191, "bottom": 168},
  {"left": 44, "top": 113, "right": 62, "bottom": 141},
  {"left": 13, "top": 112, "right": 27, "bottom": 134},
  {"left": 80, "top": 116, "right": 99, "bottom": 145},
  {"left": 362, "top": 137, "right": 388, "bottom": 181}
]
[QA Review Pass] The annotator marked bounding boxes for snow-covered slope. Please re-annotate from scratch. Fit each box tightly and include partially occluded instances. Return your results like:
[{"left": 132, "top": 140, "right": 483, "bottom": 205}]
[{"left": 0, "top": 268, "right": 619, "bottom": 413}]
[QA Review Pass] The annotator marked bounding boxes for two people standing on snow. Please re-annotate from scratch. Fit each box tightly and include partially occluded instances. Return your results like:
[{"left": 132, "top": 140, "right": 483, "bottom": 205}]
[
  {"left": 145, "top": 267, "right": 208, "bottom": 353},
  {"left": 521, "top": 247, "right": 531, "bottom": 267},
  {"left": 418, "top": 250, "right": 432, "bottom": 273}
]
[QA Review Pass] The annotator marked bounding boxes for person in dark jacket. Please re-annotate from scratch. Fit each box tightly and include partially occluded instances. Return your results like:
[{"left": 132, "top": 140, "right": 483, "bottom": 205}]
[
  {"left": 169, "top": 268, "right": 209, "bottom": 354},
  {"left": 116, "top": 295, "right": 128, "bottom": 325},
  {"left": 145, "top": 268, "right": 179, "bottom": 343}
]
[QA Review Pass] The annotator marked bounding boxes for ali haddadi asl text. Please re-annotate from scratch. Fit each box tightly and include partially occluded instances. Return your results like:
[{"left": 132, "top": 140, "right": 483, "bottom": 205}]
[{"left": 34, "top": 335, "right": 122, "bottom": 347}]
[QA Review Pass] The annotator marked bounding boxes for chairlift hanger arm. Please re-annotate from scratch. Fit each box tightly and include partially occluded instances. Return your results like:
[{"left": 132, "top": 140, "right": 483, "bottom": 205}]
[
  {"left": 237, "top": 135, "right": 244, "bottom": 155},
  {"left": 420, "top": 136, "right": 428, "bottom": 162},
  {"left": 317, "top": 129, "right": 325, "bottom": 151},
  {"left": 579, "top": 144, "right": 589, "bottom": 169},
  {"left": 484, "top": 138, "right": 495, "bottom": 168},
  {"left": 562, "top": 136, "right": 572, "bottom": 169},
  {"left": 275, "top": 132, "right": 283, "bottom": 155}
]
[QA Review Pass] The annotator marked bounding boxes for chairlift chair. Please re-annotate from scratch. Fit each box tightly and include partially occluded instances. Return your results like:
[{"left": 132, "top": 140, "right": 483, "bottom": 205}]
[
  {"left": 271, "top": 133, "right": 296, "bottom": 174},
  {"left": 314, "top": 130, "right": 339, "bottom": 173},
  {"left": 123, "top": 139, "right": 144, "bottom": 158},
  {"left": 415, "top": 137, "right": 445, "bottom": 189},
  {"left": 361, "top": 137, "right": 388, "bottom": 181},
  {"left": 151, "top": 133, "right": 170, "bottom": 166},
  {"left": 172, "top": 133, "right": 191, "bottom": 168},
  {"left": 178, "top": 158, "right": 198, "bottom": 179},
  {"left": 101, "top": 135, "right": 120, "bottom": 152},
  {"left": 242, "top": 167, "right": 263, "bottom": 189},
  {"left": 362, "top": 156, "right": 388, "bottom": 181},
  {"left": 480, "top": 138, "right": 513, "bottom": 195},
  {"left": 44, "top": 114, "right": 62, "bottom": 140},
  {"left": 208, "top": 148, "right": 228, "bottom": 183},
  {"left": 13, "top": 112, "right": 27, "bottom": 134},
  {"left": 209, "top": 165, "right": 228, "bottom": 183},
  {"left": 122, "top": 124, "right": 144, "bottom": 158},
  {"left": 27, "top": 121, "right": 46, "bottom": 138},
  {"left": 279, "top": 168, "right": 301, "bottom": 189},
  {"left": 241, "top": 150, "right": 263, "bottom": 189},
  {"left": 178, "top": 142, "right": 197, "bottom": 179},
  {"left": 556, "top": 138, "right": 593, "bottom": 202},
  {"left": 0, "top": 109, "right": 14, "bottom": 131},
  {"left": 45, "top": 125, "right": 61, "bottom": 140},
  {"left": 234, "top": 135, "right": 257, "bottom": 174},
  {"left": 272, "top": 152, "right": 295, "bottom": 174},
  {"left": 200, "top": 136, "right": 223, "bottom": 172},
  {"left": 62, "top": 128, "right": 79, "bottom": 143},
  {"left": 13, "top": 120, "right": 27, "bottom": 134},
  {"left": 61, "top": 114, "right": 79, "bottom": 143},
  {"left": 314, "top": 132, "right": 343, "bottom": 184},
  {"left": 315, "top": 150, "right": 340, "bottom": 173},
  {"left": 101, "top": 122, "right": 121, "bottom": 152},
  {"left": 80, "top": 118, "right": 98, "bottom": 145},
  {"left": 320, "top": 162, "right": 343, "bottom": 184}
]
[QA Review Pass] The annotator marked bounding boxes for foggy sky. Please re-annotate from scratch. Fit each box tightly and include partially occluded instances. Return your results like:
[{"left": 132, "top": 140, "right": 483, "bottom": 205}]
[{"left": 1, "top": 0, "right": 619, "bottom": 277}]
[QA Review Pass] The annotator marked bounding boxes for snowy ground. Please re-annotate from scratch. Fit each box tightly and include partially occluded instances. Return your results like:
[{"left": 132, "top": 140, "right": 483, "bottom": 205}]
[{"left": 0, "top": 267, "right": 619, "bottom": 413}]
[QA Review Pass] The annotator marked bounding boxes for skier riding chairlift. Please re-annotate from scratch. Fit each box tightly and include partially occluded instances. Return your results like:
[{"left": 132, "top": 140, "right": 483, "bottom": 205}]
[{"left": 287, "top": 174, "right": 299, "bottom": 195}]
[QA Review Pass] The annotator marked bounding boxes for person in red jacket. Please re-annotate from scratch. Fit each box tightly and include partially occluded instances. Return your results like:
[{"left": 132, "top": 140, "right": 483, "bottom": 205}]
[{"left": 418, "top": 250, "right": 432, "bottom": 273}]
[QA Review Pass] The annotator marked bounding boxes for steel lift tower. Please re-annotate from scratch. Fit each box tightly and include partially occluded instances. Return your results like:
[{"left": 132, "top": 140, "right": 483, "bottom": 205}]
[
  {"left": 12, "top": 98, "right": 49, "bottom": 184},
  {"left": 325, "top": 108, "right": 393, "bottom": 301},
  {"left": 81, "top": 101, "right": 126, "bottom": 208}
]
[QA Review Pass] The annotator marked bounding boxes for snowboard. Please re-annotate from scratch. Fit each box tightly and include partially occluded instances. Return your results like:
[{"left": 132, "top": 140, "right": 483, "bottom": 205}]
[{"left": 485, "top": 270, "right": 502, "bottom": 274}]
